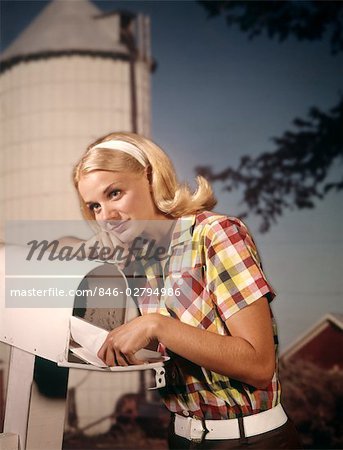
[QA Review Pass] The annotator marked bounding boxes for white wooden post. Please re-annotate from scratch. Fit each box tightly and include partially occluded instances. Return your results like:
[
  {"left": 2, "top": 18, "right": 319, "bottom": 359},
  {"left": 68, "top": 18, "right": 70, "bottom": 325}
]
[
  {"left": 0, "top": 432, "right": 19, "bottom": 450},
  {"left": 25, "top": 380, "right": 67, "bottom": 450},
  {"left": 3, "top": 347, "right": 35, "bottom": 450},
  {"left": 3, "top": 347, "right": 68, "bottom": 450}
]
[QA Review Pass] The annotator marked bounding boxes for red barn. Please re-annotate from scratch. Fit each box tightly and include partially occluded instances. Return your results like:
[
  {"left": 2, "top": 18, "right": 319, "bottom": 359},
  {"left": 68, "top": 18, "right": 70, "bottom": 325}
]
[{"left": 281, "top": 313, "right": 343, "bottom": 371}]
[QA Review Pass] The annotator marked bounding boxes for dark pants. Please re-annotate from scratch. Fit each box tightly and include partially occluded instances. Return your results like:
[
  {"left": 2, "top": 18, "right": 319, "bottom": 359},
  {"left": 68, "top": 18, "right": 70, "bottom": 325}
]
[{"left": 168, "top": 416, "right": 302, "bottom": 449}]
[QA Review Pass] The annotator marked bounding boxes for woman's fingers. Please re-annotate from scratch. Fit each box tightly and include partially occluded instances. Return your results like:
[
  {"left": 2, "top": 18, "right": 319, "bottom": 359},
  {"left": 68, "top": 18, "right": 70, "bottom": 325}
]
[
  {"left": 97, "top": 335, "right": 142, "bottom": 367},
  {"left": 104, "top": 346, "right": 118, "bottom": 367},
  {"left": 114, "top": 350, "right": 129, "bottom": 367},
  {"left": 102, "top": 347, "right": 144, "bottom": 367},
  {"left": 97, "top": 337, "right": 109, "bottom": 362},
  {"left": 85, "top": 230, "right": 130, "bottom": 261},
  {"left": 123, "top": 352, "right": 145, "bottom": 366}
]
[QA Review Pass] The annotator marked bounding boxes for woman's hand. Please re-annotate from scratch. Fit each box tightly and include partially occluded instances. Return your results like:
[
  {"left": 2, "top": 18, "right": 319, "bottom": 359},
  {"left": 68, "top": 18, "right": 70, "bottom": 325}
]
[
  {"left": 56, "top": 230, "right": 131, "bottom": 263},
  {"left": 97, "top": 314, "right": 159, "bottom": 366},
  {"left": 84, "top": 230, "right": 131, "bottom": 262}
]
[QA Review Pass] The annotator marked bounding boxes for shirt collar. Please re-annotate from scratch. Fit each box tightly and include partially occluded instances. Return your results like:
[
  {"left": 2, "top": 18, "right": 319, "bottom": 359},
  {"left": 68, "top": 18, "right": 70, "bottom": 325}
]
[
  {"left": 168, "top": 214, "right": 196, "bottom": 252},
  {"left": 131, "top": 215, "right": 196, "bottom": 272}
]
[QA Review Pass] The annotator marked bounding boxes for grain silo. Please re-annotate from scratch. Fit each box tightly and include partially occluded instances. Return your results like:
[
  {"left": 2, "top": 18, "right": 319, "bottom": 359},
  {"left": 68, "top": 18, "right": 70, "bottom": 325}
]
[{"left": 0, "top": 0, "right": 153, "bottom": 227}]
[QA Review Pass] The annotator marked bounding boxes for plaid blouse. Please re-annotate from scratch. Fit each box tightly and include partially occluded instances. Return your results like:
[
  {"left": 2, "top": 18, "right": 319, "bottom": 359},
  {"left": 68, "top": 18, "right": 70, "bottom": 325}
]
[{"left": 136, "top": 211, "right": 281, "bottom": 420}]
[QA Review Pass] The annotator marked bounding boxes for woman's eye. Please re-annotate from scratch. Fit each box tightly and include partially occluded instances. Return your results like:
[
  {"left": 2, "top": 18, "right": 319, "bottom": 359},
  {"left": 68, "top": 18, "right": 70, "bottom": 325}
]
[
  {"left": 109, "top": 189, "right": 121, "bottom": 199},
  {"left": 89, "top": 203, "right": 100, "bottom": 213}
]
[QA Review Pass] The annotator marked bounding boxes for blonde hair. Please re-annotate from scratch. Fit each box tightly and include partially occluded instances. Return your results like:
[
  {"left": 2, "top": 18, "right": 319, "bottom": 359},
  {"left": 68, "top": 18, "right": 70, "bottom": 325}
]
[{"left": 73, "top": 132, "right": 217, "bottom": 220}]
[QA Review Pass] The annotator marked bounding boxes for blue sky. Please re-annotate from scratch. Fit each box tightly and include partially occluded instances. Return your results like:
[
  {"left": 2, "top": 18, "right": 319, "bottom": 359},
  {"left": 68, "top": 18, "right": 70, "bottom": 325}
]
[{"left": 1, "top": 0, "right": 342, "bottom": 349}]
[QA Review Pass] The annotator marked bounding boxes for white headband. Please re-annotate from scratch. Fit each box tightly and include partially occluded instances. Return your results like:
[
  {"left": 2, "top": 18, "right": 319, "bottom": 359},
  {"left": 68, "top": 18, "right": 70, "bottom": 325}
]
[{"left": 91, "top": 140, "right": 147, "bottom": 167}]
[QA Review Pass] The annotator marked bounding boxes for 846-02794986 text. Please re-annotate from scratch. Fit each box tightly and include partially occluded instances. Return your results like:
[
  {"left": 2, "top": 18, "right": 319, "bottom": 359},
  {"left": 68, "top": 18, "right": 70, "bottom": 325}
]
[
  {"left": 9, "top": 286, "right": 182, "bottom": 298},
  {"left": 92, "top": 286, "right": 181, "bottom": 297}
]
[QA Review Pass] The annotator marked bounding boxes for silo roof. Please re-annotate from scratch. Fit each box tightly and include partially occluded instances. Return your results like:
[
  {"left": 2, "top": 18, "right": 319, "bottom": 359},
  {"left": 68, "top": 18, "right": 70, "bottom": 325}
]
[{"left": 1, "top": 0, "right": 129, "bottom": 61}]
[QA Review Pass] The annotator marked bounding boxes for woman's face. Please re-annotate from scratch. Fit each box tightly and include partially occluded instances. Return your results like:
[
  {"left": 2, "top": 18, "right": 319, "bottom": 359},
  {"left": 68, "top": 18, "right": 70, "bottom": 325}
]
[{"left": 78, "top": 170, "right": 167, "bottom": 242}]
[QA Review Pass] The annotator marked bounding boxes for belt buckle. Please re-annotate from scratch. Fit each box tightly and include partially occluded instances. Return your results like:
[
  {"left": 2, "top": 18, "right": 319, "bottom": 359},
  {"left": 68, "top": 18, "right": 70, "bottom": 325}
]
[{"left": 189, "top": 416, "right": 207, "bottom": 443}]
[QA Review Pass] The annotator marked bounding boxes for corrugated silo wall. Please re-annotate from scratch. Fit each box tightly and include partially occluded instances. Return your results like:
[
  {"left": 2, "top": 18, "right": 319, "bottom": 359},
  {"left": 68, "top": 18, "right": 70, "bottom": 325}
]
[{"left": 1, "top": 55, "right": 151, "bottom": 224}]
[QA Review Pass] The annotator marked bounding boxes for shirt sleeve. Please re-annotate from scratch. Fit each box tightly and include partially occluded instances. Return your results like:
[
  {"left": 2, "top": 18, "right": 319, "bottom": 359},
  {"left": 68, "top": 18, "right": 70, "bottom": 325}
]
[{"left": 204, "top": 217, "right": 275, "bottom": 322}]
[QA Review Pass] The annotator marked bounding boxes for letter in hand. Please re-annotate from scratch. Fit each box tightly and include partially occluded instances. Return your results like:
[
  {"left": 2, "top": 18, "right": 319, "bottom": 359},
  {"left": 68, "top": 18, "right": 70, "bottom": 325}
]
[
  {"left": 97, "top": 315, "right": 160, "bottom": 367},
  {"left": 70, "top": 316, "right": 162, "bottom": 368}
]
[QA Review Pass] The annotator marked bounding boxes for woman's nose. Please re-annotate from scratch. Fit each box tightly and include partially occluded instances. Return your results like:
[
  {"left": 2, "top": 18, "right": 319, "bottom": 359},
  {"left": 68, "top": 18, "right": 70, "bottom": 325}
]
[{"left": 98, "top": 203, "right": 119, "bottom": 221}]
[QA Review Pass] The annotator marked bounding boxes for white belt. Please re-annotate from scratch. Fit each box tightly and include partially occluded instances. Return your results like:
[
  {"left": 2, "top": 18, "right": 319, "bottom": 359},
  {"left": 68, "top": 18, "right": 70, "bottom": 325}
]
[{"left": 174, "top": 403, "right": 288, "bottom": 442}]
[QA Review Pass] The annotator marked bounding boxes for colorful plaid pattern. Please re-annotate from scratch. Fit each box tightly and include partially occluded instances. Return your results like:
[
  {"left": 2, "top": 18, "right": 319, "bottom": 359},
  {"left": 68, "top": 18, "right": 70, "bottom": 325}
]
[{"left": 137, "top": 211, "right": 281, "bottom": 420}]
